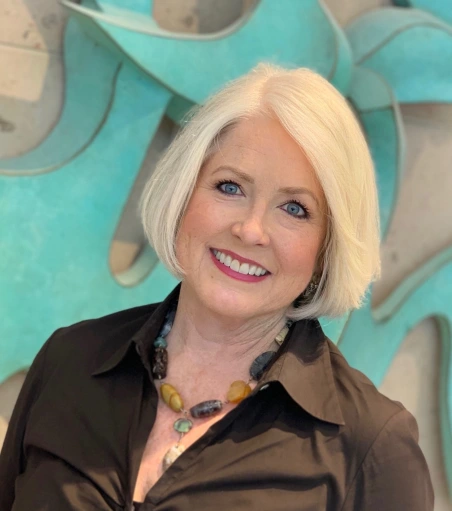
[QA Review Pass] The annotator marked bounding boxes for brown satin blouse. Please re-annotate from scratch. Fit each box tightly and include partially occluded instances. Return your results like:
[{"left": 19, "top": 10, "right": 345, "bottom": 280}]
[{"left": 0, "top": 285, "right": 434, "bottom": 510}]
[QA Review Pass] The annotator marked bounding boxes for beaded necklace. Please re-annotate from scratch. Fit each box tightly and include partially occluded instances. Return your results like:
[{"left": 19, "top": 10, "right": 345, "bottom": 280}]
[{"left": 151, "top": 302, "right": 293, "bottom": 471}]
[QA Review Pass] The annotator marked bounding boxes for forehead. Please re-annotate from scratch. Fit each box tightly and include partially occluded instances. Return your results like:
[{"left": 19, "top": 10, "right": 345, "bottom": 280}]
[
  {"left": 221, "top": 116, "right": 304, "bottom": 157},
  {"left": 205, "top": 116, "right": 323, "bottom": 192}
]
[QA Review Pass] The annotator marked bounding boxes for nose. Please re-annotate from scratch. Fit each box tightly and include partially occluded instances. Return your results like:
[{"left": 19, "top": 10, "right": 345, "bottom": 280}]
[{"left": 231, "top": 209, "right": 270, "bottom": 247}]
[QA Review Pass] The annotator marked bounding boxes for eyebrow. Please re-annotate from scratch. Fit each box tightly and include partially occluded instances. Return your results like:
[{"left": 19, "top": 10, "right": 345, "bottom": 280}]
[{"left": 212, "top": 166, "right": 321, "bottom": 207}]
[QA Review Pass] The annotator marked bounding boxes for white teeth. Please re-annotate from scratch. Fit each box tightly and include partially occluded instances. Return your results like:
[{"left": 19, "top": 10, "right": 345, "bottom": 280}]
[
  {"left": 239, "top": 263, "right": 249, "bottom": 274},
  {"left": 213, "top": 250, "right": 268, "bottom": 276},
  {"left": 230, "top": 259, "right": 240, "bottom": 272}
]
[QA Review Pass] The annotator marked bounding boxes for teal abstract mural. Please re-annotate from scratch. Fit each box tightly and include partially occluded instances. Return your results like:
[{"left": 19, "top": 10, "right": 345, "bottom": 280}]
[
  {"left": 1, "top": 20, "right": 120, "bottom": 175},
  {"left": 346, "top": 8, "right": 452, "bottom": 102},
  {"left": 1, "top": 0, "right": 355, "bottom": 380},
  {"left": 393, "top": 0, "right": 452, "bottom": 25},
  {"left": 1, "top": 0, "right": 451, "bottom": 496},
  {"left": 339, "top": 6, "right": 452, "bottom": 493}
]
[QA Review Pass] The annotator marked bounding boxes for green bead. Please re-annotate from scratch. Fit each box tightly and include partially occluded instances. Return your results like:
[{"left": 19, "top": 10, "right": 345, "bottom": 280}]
[
  {"left": 174, "top": 418, "right": 193, "bottom": 434},
  {"left": 154, "top": 336, "right": 167, "bottom": 348}
]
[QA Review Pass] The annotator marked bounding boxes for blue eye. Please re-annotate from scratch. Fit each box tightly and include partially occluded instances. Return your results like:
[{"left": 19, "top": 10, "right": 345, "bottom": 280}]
[
  {"left": 282, "top": 201, "right": 309, "bottom": 219},
  {"left": 217, "top": 181, "right": 241, "bottom": 195}
]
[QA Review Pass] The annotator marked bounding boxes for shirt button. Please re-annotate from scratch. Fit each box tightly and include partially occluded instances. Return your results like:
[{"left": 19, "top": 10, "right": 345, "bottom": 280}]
[{"left": 260, "top": 384, "right": 270, "bottom": 391}]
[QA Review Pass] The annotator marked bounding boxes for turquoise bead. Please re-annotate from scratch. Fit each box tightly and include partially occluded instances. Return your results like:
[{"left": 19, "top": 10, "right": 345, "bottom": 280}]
[
  {"left": 154, "top": 336, "right": 168, "bottom": 348},
  {"left": 174, "top": 418, "right": 193, "bottom": 433}
]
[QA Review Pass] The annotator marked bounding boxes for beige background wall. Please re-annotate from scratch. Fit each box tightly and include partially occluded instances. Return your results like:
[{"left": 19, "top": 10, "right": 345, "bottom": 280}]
[{"left": 1, "top": 1, "right": 451, "bottom": 508}]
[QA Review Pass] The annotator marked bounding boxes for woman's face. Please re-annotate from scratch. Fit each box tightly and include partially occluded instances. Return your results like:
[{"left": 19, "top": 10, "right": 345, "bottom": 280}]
[{"left": 176, "top": 115, "right": 327, "bottom": 321}]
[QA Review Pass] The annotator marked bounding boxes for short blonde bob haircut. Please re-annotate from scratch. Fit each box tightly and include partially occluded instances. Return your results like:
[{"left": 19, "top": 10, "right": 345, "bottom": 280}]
[{"left": 140, "top": 63, "right": 380, "bottom": 320}]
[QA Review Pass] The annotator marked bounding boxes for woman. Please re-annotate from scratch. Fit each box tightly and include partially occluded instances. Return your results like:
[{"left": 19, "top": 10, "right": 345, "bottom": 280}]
[{"left": 0, "top": 64, "right": 433, "bottom": 510}]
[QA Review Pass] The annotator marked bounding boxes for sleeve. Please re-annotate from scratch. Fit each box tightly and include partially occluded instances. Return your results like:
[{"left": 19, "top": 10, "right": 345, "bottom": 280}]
[
  {"left": 0, "top": 331, "right": 57, "bottom": 511},
  {"left": 341, "top": 408, "right": 434, "bottom": 511}
]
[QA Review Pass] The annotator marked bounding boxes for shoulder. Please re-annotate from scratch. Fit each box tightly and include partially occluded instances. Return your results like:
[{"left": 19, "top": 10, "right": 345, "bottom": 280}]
[
  {"left": 325, "top": 338, "right": 417, "bottom": 459},
  {"left": 40, "top": 302, "right": 160, "bottom": 377},
  {"left": 327, "top": 338, "right": 405, "bottom": 428},
  {"left": 324, "top": 339, "right": 433, "bottom": 509}
]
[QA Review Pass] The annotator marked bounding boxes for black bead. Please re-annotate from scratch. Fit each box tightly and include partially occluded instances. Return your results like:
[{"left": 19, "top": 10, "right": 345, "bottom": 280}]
[
  {"left": 190, "top": 400, "right": 223, "bottom": 418},
  {"left": 250, "top": 351, "right": 276, "bottom": 381},
  {"left": 152, "top": 347, "right": 168, "bottom": 379}
]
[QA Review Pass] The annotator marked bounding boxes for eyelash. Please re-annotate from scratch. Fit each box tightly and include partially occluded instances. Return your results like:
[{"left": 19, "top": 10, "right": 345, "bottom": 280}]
[{"left": 214, "top": 179, "right": 311, "bottom": 220}]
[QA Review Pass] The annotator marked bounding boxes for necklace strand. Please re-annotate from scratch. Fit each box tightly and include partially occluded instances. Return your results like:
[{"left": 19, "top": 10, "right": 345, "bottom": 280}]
[{"left": 151, "top": 302, "right": 292, "bottom": 471}]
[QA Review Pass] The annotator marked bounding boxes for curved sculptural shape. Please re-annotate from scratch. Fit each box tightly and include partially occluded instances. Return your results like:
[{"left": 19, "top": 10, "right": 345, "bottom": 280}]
[
  {"left": 99, "top": 0, "right": 154, "bottom": 16},
  {"left": 61, "top": 0, "right": 354, "bottom": 99},
  {"left": 338, "top": 246, "right": 452, "bottom": 496},
  {"left": 2, "top": 10, "right": 450, "bottom": 492},
  {"left": 341, "top": 11, "right": 452, "bottom": 492},
  {"left": 0, "top": 19, "right": 119, "bottom": 175},
  {"left": 0, "top": 1, "right": 410, "bottom": 381},
  {"left": 393, "top": 0, "right": 452, "bottom": 26},
  {"left": 346, "top": 7, "right": 452, "bottom": 103},
  {"left": 348, "top": 67, "right": 405, "bottom": 238},
  {"left": 0, "top": 0, "right": 357, "bottom": 383},
  {"left": 0, "top": 64, "right": 178, "bottom": 384}
]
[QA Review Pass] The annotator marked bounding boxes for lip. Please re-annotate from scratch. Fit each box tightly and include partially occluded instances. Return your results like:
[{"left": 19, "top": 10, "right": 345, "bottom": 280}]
[
  {"left": 210, "top": 248, "right": 270, "bottom": 273},
  {"left": 210, "top": 250, "right": 271, "bottom": 283}
]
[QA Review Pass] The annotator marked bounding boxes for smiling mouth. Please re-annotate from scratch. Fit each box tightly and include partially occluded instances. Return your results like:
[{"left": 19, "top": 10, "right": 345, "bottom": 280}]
[{"left": 211, "top": 249, "right": 270, "bottom": 276}]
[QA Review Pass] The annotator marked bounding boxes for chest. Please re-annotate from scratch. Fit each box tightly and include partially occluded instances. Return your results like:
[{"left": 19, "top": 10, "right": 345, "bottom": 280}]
[
  {"left": 133, "top": 399, "right": 232, "bottom": 502},
  {"left": 132, "top": 404, "right": 341, "bottom": 510},
  {"left": 131, "top": 389, "right": 345, "bottom": 511},
  {"left": 27, "top": 377, "right": 350, "bottom": 510}
]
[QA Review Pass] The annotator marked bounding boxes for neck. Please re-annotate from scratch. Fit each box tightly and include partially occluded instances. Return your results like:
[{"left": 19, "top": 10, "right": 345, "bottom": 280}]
[{"left": 165, "top": 283, "right": 288, "bottom": 372}]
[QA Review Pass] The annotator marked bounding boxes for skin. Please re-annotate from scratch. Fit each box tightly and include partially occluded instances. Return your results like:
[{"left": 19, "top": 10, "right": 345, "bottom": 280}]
[
  {"left": 172, "top": 114, "right": 327, "bottom": 356},
  {"left": 133, "top": 115, "right": 328, "bottom": 499}
]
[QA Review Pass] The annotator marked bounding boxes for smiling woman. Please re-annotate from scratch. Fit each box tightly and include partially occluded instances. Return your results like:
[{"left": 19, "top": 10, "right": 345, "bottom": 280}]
[
  {"left": 0, "top": 64, "right": 433, "bottom": 511},
  {"left": 173, "top": 114, "right": 327, "bottom": 322},
  {"left": 141, "top": 63, "right": 380, "bottom": 320}
]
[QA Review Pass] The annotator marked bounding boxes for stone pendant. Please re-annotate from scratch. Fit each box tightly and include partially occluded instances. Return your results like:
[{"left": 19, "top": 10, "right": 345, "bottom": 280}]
[
  {"left": 190, "top": 399, "right": 223, "bottom": 418},
  {"left": 250, "top": 351, "right": 276, "bottom": 381},
  {"left": 162, "top": 443, "right": 185, "bottom": 471},
  {"left": 160, "top": 383, "right": 184, "bottom": 412},
  {"left": 226, "top": 380, "right": 252, "bottom": 403},
  {"left": 174, "top": 418, "right": 193, "bottom": 433},
  {"left": 152, "top": 347, "right": 168, "bottom": 380}
]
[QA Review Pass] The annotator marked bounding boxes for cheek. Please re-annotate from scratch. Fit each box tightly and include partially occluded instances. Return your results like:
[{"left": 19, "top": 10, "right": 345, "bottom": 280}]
[
  {"left": 279, "top": 233, "right": 323, "bottom": 274},
  {"left": 184, "top": 196, "right": 228, "bottom": 238},
  {"left": 175, "top": 199, "right": 217, "bottom": 260}
]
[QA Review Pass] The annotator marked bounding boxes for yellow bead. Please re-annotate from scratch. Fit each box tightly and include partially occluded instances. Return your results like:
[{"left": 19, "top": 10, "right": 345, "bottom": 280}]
[
  {"left": 227, "top": 380, "right": 252, "bottom": 404},
  {"left": 160, "top": 383, "right": 184, "bottom": 412}
]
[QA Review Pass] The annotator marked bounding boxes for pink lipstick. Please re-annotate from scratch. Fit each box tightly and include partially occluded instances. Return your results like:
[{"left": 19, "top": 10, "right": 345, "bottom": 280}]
[{"left": 209, "top": 249, "right": 270, "bottom": 283}]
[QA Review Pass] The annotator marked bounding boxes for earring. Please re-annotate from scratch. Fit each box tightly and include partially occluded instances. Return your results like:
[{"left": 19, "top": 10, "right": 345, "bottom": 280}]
[
  {"left": 304, "top": 279, "right": 318, "bottom": 297},
  {"left": 295, "top": 276, "right": 320, "bottom": 306}
]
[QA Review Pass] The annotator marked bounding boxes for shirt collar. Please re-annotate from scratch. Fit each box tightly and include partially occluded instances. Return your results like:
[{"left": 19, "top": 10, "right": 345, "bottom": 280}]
[
  {"left": 91, "top": 284, "right": 345, "bottom": 426},
  {"left": 91, "top": 284, "right": 181, "bottom": 376},
  {"left": 262, "top": 319, "right": 345, "bottom": 426}
]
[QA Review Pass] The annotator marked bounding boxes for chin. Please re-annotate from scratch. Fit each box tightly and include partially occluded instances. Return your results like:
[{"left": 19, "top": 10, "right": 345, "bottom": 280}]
[{"left": 201, "top": 283, "right": 258, "bottom": 319}]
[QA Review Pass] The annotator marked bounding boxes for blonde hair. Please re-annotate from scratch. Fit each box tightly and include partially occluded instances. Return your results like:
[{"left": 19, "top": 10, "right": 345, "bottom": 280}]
[{"left": 140, "top": 63, "right": 380, "bottom": 319}]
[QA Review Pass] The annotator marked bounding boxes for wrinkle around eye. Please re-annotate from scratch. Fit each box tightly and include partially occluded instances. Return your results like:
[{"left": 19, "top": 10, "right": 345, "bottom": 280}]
[
  {"left": 280, "top": 202, "right": 309, "bottom": 219},
  {"left": 216, "top": 180, "right": 244, "bottom": 196}
]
